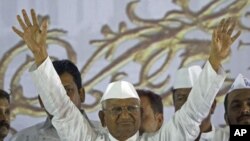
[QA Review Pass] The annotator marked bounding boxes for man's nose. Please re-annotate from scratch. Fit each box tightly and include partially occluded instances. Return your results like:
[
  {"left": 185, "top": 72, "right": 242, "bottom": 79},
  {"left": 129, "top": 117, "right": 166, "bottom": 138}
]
[
  {"left": 119, "top": 108, "right": 130, "bottom": 119},
  {"left": 241, "top": 103, "right": 250, "bottom": 115}
]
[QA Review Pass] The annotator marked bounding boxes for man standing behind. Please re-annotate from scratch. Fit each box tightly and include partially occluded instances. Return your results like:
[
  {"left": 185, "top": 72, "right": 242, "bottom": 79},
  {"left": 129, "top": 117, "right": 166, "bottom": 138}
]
[
  {"left": 172, "top": 66, "right": 217, "bottom": 141},
  {"left": 0, "top": 89, "right": 10, "bottom": 141},
  {"left": 11, "top": 60, "right": 101, "bottom": 141},
  {"left": 136, "top": 89, "right": 163, "bottom": 135}
]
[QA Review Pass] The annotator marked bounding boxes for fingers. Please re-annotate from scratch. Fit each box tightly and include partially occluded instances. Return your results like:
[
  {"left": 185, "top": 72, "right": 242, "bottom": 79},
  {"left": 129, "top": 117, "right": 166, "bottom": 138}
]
[
  {"left": 212, "top": 28, "right": 220, "bottom": 52},
  {"left": 212, "top": 28, "right": 217, "bottom": 41},
  {"left": 227, "top": 19, "right": 236, "bottom": 36},
  {"left": 17, "top": 15, "right": 27, "bottom": 30},
  {"left": 31, "top": 9, "right": 39, "bottom": 26},
  {"left": 222, "top": 18, "right": 231, "bottom": 33},
  {"left": 22, "top": 9, "right": 32, "bottom": 27},
  {"left": 41, "top": 19, "right": 48, "bottom": 33},
  {"left": 41, "top": 19, "right": 48, "bottom": 37},
  {"left": 17, "top": 9, "right": 39, "bottom": 31},
  {"left": 217, "top": 17, "right": 241, "bottom": 42},
  {"left": 12, "top": 26, "right": 24, "bottom": 37},
  {"left": 219, "top": 18, "right": 225, "bottom": 32},
  {"left": 231, "top": 31, "right": 241, "bottom": 43}
]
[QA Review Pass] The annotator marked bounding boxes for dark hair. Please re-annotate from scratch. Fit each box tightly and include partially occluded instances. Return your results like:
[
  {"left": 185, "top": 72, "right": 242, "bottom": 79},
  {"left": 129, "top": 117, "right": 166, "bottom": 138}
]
[
  {"left": 224, "top": 93, "right": 229, "bottom": 114},
  {"left": 52, "top": 60, "right": 82, "bottom": 90},
  {"left": 136, "top": 89, "right": 163, "bottom": 114},
  {"left": 171, "top": 87, "right": 176, "bottom": 103},
  {"left": 0, "top": 89, "right": 10, "bottom": 103}
]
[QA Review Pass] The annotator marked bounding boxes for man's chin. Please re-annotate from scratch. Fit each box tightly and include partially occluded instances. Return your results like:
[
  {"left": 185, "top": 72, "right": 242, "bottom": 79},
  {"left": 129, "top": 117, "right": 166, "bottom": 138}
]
[{"left": 238, "top": 119, "right": 250, "bottom": 125}]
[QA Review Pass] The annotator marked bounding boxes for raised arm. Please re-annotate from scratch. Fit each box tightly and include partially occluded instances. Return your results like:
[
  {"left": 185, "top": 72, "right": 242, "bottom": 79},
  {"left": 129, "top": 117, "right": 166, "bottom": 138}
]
[
  {"left": 172, "top": 17, "right": 240, "bottom": 140},
  {"left": 144, "top": 17, "right": 240, "bottom": 140},
  {"left": 13, "top": 9, "right": 97, "bottom": 141}
]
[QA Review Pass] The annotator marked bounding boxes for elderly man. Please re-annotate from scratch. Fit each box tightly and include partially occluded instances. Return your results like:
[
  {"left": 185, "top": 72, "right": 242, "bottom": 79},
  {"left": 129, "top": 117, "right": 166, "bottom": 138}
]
[
  {"left": 11, "top": 60, "right": 101, "bottom": 141},
  {"left": 0, "top": 89, "right": 10, "bottom": 141},
  {"left": 172, "top": 66, "right": 217, "bottom": 141},
  {"left": 12, "top": 9, "right": 240, "bottom": 140},
  {"left": 136, "top": 89, "right": 163, "bottom": 135}
]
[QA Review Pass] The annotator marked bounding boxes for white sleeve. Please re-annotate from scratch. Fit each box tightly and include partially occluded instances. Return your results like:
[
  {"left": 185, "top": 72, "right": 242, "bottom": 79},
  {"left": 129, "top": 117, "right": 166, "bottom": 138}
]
[
  {"left": 29, "top": 57, "right": 97, "bottom": 141},
  {"left": 143, "top": 61, "right": 226, "bottom": 141}
]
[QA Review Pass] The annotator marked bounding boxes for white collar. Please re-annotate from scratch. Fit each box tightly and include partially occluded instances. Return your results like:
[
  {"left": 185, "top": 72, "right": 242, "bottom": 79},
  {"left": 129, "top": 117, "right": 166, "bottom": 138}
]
[{"left": 108, "top": 131, "right": 139, "bottom": 141}]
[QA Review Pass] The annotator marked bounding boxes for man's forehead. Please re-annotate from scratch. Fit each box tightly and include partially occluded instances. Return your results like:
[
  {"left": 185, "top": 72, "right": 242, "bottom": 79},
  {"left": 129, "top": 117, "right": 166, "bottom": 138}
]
[
  {"left": 228, "top": 89, "right": 250, "bottom": 102},
  {"left": 140, "top": 96, "right": 150, "bottom": 104},
  {"left": 104, "top": 98, "right": 140, "bottom": 106},
  {"left": 174, "top": 88, "right": 192, "bottom": 95}
]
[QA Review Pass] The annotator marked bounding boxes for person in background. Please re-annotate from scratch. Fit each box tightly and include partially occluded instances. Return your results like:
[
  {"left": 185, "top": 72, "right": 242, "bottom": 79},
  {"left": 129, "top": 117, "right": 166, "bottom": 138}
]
[
  {"left": 136, "top": 89, "right": 163, "bottom": 135},
  {"left": 172, "top": 66, "right": 217, "bottom": 141},
  {"left": 11, "top": 60, "right": 102, "bottom": 141},
  {"left": 0, "top": 89, "right": 10, "bottom": 141}
]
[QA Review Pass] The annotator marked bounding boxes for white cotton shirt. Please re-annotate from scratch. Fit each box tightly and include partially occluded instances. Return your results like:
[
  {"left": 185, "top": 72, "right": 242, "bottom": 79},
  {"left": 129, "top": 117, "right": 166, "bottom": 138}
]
[{"left": 30, "top": 57, "right": 226, "bottom": 141}]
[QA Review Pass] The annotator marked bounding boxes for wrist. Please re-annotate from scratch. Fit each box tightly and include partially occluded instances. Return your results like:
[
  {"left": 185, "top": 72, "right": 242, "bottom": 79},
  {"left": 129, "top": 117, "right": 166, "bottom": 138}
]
[
  {"left": 208, "top": 56, "right": 221, "bottom": 72},
  {"left": 34, "top": 52, "right": 48, "bottom": 66}
]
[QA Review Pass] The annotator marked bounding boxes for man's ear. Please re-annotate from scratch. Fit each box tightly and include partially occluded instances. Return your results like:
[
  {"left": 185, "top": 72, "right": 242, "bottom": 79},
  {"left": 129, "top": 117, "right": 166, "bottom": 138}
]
[
  {"left": 98, "top": 111, "right": 106, "bottom": 127},
  {"left": 79, "top": 87, "right": 85, "bottom": 103},
  {"left": 156, "top": 113, "right": 164, "bottom": 130},
  {"left": 224, "top": 113, "right": 229, "bottom": 125}
]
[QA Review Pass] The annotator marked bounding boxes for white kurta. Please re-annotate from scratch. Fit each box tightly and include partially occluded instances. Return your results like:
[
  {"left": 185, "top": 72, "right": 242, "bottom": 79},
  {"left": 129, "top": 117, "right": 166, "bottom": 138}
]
[{"left": 30, "top": 57, "right": 226, "bottom": 141}]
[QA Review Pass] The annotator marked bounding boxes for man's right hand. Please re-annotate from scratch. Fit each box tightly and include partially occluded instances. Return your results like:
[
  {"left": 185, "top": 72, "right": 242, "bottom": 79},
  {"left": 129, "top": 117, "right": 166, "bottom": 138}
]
[
  {"left": 209, "top": 17, "right": 241, "bottom": 72},
  {"left": 12, "top": 9, "right": 48, "bottom": 66}
]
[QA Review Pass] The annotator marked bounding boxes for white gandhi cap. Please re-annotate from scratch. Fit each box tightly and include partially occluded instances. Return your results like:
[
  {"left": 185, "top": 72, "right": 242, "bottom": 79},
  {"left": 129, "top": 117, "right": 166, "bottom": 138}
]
[
  {"left": 100, "top": 80, "right": 139, "bottom": 102},
  {"left": 227, "top": 74, "right": 250, "bottom": 94},
  {"left": 173, "top": 66, "right": 202, "bottom": 89}
]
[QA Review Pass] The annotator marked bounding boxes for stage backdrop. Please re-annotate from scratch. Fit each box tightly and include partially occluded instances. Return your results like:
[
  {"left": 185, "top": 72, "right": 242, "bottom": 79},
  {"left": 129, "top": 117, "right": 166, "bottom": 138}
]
[{"left": 1, "top": 0, "right": 250, "bottom": 140}]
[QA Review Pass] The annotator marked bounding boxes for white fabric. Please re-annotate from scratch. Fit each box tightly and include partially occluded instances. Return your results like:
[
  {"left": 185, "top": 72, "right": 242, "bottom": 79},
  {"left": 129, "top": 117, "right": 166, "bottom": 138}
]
[
  {"left": 100, "top": 81, "right": 139, "bottom": 102},
  {"left": 227, "top": 73, "right": 250, "bottom": 94},
  {"left": 10, "top": 114, "right": 103, "bottom": 141},
  {"left": 199, "top": 125, "right": 216, "bottom": 141},
  {"left": 200, "top": 126, "right": 229, "bottom": 141},
  {"left": 173, "top": 66, "right": 202, "bottom": 89},
  {"left": 10, "top": 118, "right": 60, "bottom": 141},
  {"left": 30, "top": 57, "right": 226, "bottom": 141},
  {"left": 108, "top": 132, "right": 139, "bottom": 141}
]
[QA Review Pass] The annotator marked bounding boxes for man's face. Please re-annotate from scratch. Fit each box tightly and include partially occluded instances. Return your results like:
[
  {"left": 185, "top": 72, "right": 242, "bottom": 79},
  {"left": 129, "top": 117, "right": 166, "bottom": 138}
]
[
  {"left": 0, "top": 98, "right": 10, "bottom": 139},
  {"left": 39, "top": 72, "right": 84, "bottom": 118},
  {"left": 60, "top": 72, "right": 83, "bottom": 109},
  {"left": 101, "top": 98, "right": 141, "bottom": 140},
  {"left": 139, "top": 96, "right": 162, "bottom": 134},
  {"left": 173, "top": 88, "right": 191, "bottom": 111},
  {"left": 226, "top": 89, "right": 250, "bottom": 125}
]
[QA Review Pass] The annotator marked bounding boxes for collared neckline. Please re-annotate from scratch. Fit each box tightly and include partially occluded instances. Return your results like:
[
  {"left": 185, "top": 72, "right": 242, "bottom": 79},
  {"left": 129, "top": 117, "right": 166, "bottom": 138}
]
[{"left": 108, "top": 131, "right": 139, "bottom": 141}]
